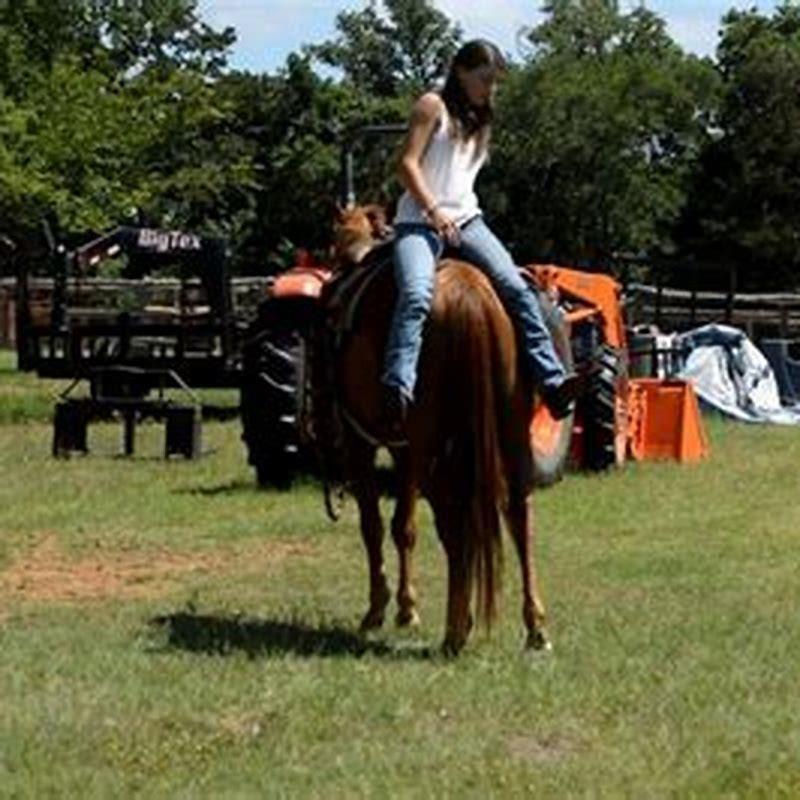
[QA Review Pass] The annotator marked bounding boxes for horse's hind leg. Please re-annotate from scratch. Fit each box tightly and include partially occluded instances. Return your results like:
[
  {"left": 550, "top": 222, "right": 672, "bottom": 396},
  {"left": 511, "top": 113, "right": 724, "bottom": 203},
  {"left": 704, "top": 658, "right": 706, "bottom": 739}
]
[
  {"left": 433, "top": 498, "right": 473, "bottom": 655},
  {"left": 504, "top": 486, "right": 550, "bottom": 651},
  {"left": 349, "top": 441, "right": 391, "bottom": 631},
  {"left": 390, "top": 448, "right": 420, "bottom": 628},
  {"left": 443, "top": 542, "right": 473, "bottom": 656}
]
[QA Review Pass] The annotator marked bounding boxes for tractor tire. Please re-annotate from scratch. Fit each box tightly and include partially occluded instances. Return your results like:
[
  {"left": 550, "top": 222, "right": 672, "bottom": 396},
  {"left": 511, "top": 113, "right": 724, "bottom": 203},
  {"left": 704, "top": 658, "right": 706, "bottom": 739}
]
[
  {"left": 530, "top": 295, "right": 575, "bottom": 487},
  {"left": 240, "top": 324, "right": 306, "bottom": 489},
  {"left": 583, "top": 343, "right": 628, "bottom": 471}
]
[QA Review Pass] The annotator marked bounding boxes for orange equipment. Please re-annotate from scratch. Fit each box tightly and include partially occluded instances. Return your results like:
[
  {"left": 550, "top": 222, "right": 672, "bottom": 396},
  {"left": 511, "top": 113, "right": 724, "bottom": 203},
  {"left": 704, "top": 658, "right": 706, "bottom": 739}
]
[
  {"left": 529, "top": 264, "right": 627, "bottom": 351},
  {"left": 627, "top": 378, "right": 709, "bottom": 463},
  {"left": 523, "top": 263, "right": 710, "bottom": 478},
  {"left": 242, "top": 252, "right": 711, "bottom": 488}
]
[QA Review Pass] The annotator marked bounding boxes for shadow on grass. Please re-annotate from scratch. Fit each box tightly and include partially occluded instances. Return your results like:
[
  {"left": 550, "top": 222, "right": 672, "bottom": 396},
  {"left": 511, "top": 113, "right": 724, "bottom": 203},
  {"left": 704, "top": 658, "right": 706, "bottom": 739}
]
[
  {"left": 174, "top": 464, "right": 398, "bottom": 499},
  {"left": 174, "top": 479, "right": 256, "bottom": 497},
  {"left": 150, "top": 611, "right": 435, "bottom": 660}
]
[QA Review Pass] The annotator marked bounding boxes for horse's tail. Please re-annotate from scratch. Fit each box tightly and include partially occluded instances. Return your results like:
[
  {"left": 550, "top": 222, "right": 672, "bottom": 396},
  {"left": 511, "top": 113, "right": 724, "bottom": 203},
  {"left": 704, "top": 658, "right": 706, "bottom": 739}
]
[{"left": 436, "top": 264, "right": 515, "bottom": 627}]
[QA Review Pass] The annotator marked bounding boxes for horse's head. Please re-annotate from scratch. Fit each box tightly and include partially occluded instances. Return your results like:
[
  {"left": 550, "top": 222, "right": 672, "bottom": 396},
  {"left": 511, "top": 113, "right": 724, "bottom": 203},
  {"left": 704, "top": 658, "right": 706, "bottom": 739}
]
[{"left": 332, "top": 203, "right": 389, "bottom": 269}]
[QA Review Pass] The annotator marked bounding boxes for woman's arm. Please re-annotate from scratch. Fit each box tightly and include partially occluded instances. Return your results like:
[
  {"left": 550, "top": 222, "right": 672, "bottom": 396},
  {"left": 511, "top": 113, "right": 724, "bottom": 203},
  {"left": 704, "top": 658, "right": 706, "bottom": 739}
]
[
  {"left": 397, "top": 92, "right": 460, "bottom": 244},
  {"left": 397, "top": 92, "right": 441, "bottom": 213}
]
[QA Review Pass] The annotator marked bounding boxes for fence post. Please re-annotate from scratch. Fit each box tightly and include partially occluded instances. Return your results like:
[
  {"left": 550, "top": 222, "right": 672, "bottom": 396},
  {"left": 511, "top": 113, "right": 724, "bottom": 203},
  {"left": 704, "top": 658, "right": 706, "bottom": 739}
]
[{"left": 725, "top": 264, "right": 737, "bottom": 324}]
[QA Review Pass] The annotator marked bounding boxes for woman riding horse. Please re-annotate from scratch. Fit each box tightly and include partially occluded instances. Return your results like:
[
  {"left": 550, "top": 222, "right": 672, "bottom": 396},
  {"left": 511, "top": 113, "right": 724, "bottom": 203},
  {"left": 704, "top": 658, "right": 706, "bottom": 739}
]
[
  {"left": 383, "top": 39, "right": 582, "bottom": 432},
  {"left": 324, "top": 40, "right": 564, "bottom": 654}
]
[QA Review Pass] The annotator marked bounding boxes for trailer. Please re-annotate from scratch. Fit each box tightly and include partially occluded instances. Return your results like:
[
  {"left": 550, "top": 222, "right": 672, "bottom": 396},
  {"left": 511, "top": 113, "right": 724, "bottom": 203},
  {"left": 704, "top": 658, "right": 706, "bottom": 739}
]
[{"left": 14, "top": 223, "right": 267, "bottom": 458}]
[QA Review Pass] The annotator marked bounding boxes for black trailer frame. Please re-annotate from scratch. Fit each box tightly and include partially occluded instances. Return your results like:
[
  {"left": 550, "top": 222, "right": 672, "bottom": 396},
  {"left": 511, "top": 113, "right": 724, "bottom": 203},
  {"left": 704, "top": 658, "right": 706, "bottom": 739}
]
[
  {"left": 17, "top": 225, "right": 237, "bottom": 384},
  {"left": 16, "top": 224, "right": 243, "bottom": 458}
]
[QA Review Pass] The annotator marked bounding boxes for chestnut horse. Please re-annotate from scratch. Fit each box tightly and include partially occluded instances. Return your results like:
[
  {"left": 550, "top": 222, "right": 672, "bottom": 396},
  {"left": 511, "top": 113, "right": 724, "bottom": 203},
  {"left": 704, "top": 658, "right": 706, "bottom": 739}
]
[{"left": 323, "top": 206, "right": 550, "bottom": 655}]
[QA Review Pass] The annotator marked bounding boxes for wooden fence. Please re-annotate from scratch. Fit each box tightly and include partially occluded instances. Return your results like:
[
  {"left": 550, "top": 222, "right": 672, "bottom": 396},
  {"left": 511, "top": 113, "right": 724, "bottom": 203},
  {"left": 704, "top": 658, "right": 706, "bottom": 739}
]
[
  {"left": 626, "top": 283, "right": 800, "bottom": 339},
  {"left": 0, "top": 276, "right": 272, "bottom": 348},
  {"left": 4, "top": 275, "right": 800, "bottom": 349}
]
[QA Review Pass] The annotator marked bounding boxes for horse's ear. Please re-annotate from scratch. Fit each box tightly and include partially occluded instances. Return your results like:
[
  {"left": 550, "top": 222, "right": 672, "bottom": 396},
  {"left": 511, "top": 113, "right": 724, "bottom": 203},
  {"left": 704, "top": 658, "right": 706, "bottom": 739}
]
[
  {"left": 335, "top": 200, "right": 357, "bottom": 222},
  {"left": 363, "top": 204, "right": 388, "bottom": 236}
]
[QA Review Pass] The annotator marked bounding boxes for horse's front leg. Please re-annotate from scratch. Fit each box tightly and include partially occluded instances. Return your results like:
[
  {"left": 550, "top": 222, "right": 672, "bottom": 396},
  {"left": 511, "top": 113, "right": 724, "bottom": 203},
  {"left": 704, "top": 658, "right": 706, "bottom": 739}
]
[
  {"left": 390, "top": 448, "right": 420, "bottom": 628},
  {"left": 349, "top": 441, "right": 391, "bottom": 631},
  {"left": 504, "top": 488, "right": 550, "bottom": 652}
]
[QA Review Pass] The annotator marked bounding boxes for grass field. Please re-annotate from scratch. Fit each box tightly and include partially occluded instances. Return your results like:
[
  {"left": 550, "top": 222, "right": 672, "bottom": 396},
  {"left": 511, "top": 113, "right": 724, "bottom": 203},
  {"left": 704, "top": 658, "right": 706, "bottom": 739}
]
[{"left": 1, "top": 350, "right": 799, "bottom": 798}]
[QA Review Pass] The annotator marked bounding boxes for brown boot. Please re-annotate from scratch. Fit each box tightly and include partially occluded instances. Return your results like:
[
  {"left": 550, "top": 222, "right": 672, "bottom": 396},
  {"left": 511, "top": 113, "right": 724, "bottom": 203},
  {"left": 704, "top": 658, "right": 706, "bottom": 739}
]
[
  {"left": 380, "top": 385, "right": 410, "bottom": 439},
  {"left": 541, "top": 372, "right": 586, "bottom": 420}
]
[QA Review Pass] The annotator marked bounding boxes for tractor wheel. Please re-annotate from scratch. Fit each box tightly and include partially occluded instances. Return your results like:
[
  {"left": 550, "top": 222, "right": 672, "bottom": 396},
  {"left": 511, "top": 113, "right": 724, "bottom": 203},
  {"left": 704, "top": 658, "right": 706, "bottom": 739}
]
[
  {"left": 583, "top": 344, "right": 628, "bottom": 471},
  {"left": 530, "top": 295, "right": 575, "bottom": 487},
  {"left": 240, "top": 324, "right": 306, "bottom": 488}
]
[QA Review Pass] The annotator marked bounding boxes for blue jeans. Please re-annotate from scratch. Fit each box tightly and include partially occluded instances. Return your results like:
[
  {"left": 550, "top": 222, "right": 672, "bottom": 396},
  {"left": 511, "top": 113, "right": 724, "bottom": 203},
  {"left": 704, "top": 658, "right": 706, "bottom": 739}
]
[{"left": 382, "top": 215, "right": 567, "bottom": 401}]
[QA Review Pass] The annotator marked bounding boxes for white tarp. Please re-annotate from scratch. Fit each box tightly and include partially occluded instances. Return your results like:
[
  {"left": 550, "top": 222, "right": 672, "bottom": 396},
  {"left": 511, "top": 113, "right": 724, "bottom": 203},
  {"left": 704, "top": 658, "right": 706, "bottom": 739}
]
[{"left": 675, "top": 324, "right": 800, "bottom": 425}]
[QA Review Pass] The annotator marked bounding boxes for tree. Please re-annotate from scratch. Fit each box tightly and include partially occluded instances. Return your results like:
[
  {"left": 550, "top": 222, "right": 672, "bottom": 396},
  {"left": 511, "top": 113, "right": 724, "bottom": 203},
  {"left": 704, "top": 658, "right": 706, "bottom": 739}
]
[
  {"left": 0, "top": 0, "right": 98, "bottom": 97},
  {"left": 306, "top": 0, "right": 461, "bottom": 97},
  {"left": 0, "top": 0, "right": 256, "bottom": 272},
  {"left": 217, "top": 54, "right": 409, "bottom": 272},
  {"left": 0, "top": 0, "right": 234, "bottom": 94},
  {"left": 0, "top": 94, "right": 48, "bottom": 232},
  {"left": 96, "top": 0, "right": 235, "bottom": 76},
  {"left": 481, "top": 0, "right": 718, "bottom": 268},
  {"left": 682, "top": 3, "right": 800, "bottom": 289}
]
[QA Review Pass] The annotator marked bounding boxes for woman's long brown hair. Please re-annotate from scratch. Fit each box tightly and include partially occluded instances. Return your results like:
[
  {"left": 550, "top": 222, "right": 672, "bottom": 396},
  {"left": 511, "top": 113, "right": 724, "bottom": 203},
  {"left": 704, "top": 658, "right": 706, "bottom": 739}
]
[{"left": 440, "top": 39, "right": 507, "bottom": 153}]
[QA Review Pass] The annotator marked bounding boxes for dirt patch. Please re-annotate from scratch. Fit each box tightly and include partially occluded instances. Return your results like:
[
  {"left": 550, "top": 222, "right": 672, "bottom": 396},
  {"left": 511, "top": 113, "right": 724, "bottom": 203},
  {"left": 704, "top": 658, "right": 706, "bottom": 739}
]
[
  {"left": 506, "top": 733, "right": 581, "bottom": 764},
  {"left": 215, "top": 711, "right": 272, "bottom": 740},
  {"left": 0, "top": 535, "right": 316, "bottom": 605}
]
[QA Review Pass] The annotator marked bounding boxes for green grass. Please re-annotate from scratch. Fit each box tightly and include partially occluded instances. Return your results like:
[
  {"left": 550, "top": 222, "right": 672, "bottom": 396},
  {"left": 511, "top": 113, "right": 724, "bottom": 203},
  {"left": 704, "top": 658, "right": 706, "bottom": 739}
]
[
  {"left": 0, "top": 349, "right": 239, "bottom": 426},
  {"left": 0, "top": 350, "right": 72, "bottom": 424},
  {"left": 1, "top": 367, "right": 799, "bottom": 797}
]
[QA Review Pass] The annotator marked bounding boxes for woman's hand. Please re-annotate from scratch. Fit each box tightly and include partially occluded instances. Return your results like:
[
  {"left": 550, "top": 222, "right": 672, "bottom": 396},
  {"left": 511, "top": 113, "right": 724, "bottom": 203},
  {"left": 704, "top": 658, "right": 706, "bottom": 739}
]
[{"left": 427, "top": 206, "right": 461, "bottom": 246}]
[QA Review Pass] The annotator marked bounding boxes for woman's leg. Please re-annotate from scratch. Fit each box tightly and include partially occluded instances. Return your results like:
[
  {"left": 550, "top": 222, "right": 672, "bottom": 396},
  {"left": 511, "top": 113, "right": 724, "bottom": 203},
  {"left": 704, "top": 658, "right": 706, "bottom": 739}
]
[
  {"left": 457, "top": 216, "right": 567, "bottom": 389},
  {"left": 382, "top": 225, "right": 443, "bottom": 402}
]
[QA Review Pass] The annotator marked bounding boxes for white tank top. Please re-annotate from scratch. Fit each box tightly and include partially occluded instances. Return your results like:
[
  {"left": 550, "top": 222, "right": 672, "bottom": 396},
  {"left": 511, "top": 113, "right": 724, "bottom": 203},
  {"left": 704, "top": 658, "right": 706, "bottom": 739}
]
[{"left": 394, "top": 101, "right": 487, "bottom": 227}]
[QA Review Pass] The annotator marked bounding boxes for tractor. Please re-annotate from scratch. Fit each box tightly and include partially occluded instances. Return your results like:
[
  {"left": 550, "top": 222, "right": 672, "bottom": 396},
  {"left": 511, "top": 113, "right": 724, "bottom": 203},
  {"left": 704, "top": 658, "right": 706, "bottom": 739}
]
[
  {"left": 238, "top": 125, "right": 631, "bottom": 488},
  {"left": 238, "top": 246, "right": 629, "bottom": 489}
]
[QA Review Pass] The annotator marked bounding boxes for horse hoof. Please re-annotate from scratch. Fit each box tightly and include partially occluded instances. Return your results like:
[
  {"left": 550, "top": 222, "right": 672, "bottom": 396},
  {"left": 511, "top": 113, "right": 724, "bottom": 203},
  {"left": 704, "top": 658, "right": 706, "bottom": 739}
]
[
  {"left": 395, "top": 608, "right": 420, "bottom": 628},
  {"left": 525, "top": 630, "right": 552, "bottom": 653},
  {"left": 359, "top": 611, "right": 385, "bottom": 632},
  {"left": 441, "top": 637, "right": 466, "bottom": 658}
]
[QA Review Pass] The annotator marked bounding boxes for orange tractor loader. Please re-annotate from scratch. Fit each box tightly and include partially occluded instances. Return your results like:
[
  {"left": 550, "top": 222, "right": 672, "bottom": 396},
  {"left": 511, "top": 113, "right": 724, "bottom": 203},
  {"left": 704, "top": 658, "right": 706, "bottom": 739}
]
[
  {"left": 239, "top": 256, "right": 708, "bottom": 488},
  {"left": 522, "top": 264, "right": 630, "bottom": 485},
  {"left": 239, "top": 125, "right": 707, "bottom": 488},
  {"left": 524, "top": 262, "right": 708, "bottom": 485}
]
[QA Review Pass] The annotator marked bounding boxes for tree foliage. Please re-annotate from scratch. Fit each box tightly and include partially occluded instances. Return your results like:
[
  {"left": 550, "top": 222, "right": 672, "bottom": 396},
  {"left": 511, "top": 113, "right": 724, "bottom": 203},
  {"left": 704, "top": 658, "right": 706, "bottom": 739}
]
[
  {"left": 0, "top": 0, "right": 252, "bottom": 267},
  {"left": 0, "top": 0, "right": 234, "bottom": 95},
  {"left": 1, "top": 0, "right": 799, "bottom": 288},
  {"left": 682, "top": 3, "right": 800, "bottom": 288},
  {"left": 483, "top": 0, "right": 719, "bottom": 265},
  {"left": 305, "top": 0, "right": 461, "bottom": 97}
]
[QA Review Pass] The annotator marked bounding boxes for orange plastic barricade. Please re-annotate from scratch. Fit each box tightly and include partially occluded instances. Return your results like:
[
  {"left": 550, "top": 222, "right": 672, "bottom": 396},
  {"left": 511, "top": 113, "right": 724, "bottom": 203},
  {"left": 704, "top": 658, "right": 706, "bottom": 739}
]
[{"left": 627, "top": 378, "right": 710, "bottom": 463}]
